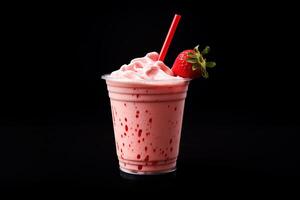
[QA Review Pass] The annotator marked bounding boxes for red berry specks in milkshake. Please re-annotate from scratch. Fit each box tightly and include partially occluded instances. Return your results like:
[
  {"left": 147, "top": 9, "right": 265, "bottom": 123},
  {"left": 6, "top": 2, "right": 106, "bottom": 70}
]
[
  {"left": 137, "top": 154, "right": 141, "bottom": 159},
  {"left": 124, "top": 132, "right": 127, "bottom": 136},
  {"left": 136, "top": 94, "right": 140, "bottom": 98},
  {"left": 144, "top": 155, "right": 149, "bottom": 162},
  {"left": 145, "top": 146, "right": 148, "bottom": 151},
  {"left": 149, "top": 118, "right": 152, "bottom": 123},
  {"left": 170, "top": 147, "right": 173, "bottom": 152},
  {"left": 169, "top": 139, "right": 173, "bottom": 144},
  {"left": 174, "top": 107, "right": 177, "bottom": 111},
  {"left": 152, "top": 161, "right": 158, "bottom": 166},
  {"left": 146, "top": 132, "right": 150, "bottom": 136},
  {"left": 142, "top": 138, "right": 145, "bottom": 142},
  {"left": 138, "top": 165, "right": 143, "bottom": 170},
  {"left": 138, "top": 129, "right": 142, "bottom": 137},
  {"left": 125, "top": 117, "right": 127, "bottom": 122},
  {"left": 124, "top": 103, "right": 126, "bottom": 107},
  {"left": 125, "top": 125, "right": 128, "bottom": 132}
]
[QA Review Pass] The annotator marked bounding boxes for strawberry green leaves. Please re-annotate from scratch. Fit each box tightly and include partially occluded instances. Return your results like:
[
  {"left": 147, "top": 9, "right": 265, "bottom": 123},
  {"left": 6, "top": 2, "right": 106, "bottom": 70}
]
[
  {"left": 201, "top": 46, "right": 210, "bottom": 55},
  {"left": 202, "top": 69, "right": 209, "bottom": 79},
  {"left": 206, "top": 61, "right": 216, "bottom": 68},
  {"left": 186, "top": 58, "right": 197, "bottom": 64},
  {"left": 187, "top": 45, "right": 216, "bottom": 79}
]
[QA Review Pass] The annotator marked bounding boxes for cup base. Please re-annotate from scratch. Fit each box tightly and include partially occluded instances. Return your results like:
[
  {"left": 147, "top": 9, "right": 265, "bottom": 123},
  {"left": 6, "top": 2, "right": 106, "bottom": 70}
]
[{"left": 120, "top": 166, "right": 176, "bottom": 175}]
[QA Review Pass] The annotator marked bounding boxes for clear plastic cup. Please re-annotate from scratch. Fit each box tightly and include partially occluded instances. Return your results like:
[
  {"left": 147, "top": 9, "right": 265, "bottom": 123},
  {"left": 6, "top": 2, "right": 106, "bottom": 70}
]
[{"left": 102, "top": 75, "right": 190, "bottom": 175}]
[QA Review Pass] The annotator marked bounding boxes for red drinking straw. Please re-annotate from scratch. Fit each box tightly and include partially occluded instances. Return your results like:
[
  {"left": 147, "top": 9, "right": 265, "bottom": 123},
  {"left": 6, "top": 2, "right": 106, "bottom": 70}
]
[{"left": 158, "top": 14, "right": 181, "bottom": 61}]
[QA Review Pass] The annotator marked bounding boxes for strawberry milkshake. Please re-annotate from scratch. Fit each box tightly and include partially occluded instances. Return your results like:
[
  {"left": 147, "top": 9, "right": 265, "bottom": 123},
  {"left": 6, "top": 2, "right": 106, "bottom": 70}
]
[
  {"left": 102, "top": 14, "right": 216, "bottom": 175},
  {"left": 102, "top": 52, "right": 189, "bottom": 174}
]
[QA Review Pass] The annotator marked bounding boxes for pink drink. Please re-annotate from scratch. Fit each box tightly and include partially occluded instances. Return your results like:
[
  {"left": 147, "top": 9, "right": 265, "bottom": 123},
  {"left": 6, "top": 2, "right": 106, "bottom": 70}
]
[{"left": 103, "top": 52, "right": 189, "bottom": 175}]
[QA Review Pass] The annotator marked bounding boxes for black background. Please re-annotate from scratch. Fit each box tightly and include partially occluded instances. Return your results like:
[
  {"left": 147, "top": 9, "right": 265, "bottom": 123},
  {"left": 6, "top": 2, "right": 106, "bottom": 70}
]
[{"left": 1, "top": 1, "right": 300, "bottom": 193}]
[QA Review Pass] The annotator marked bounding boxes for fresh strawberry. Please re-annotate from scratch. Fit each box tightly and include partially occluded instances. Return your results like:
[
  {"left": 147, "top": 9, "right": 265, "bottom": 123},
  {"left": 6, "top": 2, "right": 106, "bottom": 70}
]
[{"left": 171, "top": 45, "right": 216, "bottom": 79}]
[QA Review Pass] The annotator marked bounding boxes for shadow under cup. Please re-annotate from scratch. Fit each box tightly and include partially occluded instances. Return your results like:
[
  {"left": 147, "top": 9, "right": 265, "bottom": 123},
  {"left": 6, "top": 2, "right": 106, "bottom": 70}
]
[{"left": 103, "top": 77, "right": 190, "bottom": 175}]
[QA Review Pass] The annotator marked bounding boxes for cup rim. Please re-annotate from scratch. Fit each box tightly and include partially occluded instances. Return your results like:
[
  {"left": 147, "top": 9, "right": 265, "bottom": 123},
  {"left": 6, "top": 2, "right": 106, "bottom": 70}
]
[{"left": 101, "top": 74, "right": 191, "bottom": 84}]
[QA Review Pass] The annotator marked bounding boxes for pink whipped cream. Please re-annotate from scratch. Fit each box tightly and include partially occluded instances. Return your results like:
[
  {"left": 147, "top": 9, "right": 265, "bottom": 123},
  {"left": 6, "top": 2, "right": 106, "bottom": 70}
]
[{"left": 109, "top": 52, "right": 184, "bottom": 81}]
